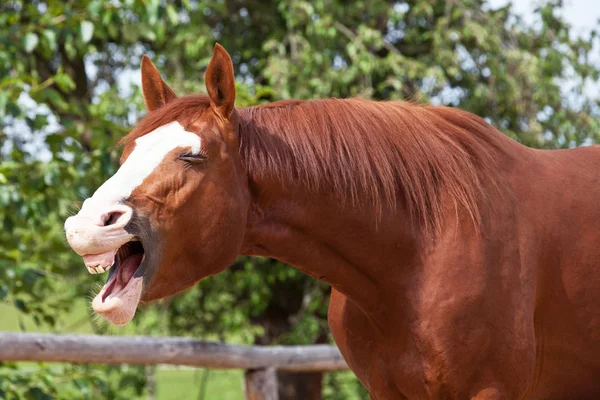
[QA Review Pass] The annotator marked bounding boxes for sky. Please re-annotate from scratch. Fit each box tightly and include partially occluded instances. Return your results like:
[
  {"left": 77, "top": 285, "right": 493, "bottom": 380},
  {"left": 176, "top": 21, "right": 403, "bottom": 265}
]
[
  {"left": 555, "top": 0, "right": 600, "bottom": 33},
  {"left": 490, "top": 0, "right": 600, "bottom": 104},
  {"left": 490, "top": 0, "right": 600, "bottom": 35}
]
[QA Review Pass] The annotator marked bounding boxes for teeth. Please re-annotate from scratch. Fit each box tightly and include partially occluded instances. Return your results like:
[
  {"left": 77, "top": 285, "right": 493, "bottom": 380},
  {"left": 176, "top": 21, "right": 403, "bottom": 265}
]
[{"left": 86, "top": 263, "right": 114, "bottom": 275}]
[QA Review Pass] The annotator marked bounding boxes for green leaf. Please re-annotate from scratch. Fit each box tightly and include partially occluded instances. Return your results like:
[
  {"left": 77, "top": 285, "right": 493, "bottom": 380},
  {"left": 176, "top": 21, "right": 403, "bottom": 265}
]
[
  {"left": 166, "top": 5, "right": 179, "bottom": 25},
  {"left": 54, "top": 74, "right": 76, "bottom": 92},
  {"left": 42, "top": 30, "right": 57, "bottom": 52},
  {"left": 88, "top": 1, "right": 102, "bottom": 17},
  {"left": 80, "top": 21, "right": 94, "bottom": 43},
  {"left": 0, "top": 91, "right": 8, "bottom": 118},
  {"left": 25, "top": 386, "right": 53, "bottom": 400},
  {"left": 24, "top": 33, "right": 39, "bottom": 53}
]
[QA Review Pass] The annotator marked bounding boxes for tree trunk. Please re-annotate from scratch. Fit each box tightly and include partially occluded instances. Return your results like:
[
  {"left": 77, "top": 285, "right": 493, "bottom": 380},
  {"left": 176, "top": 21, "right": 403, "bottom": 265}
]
[
  {"left": 276, "top": 371, "right": 322, "bottom": 400},
  {"left": 245, "top": 368, "right": 279, "bottom": 400},
  {"left": 251, "top": 267, "right": 330, "bottom": 400}
]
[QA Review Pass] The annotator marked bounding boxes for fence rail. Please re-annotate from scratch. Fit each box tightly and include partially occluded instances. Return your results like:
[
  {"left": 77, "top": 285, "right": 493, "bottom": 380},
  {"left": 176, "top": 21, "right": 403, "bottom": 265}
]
[{"left": 0, "top": 332, "right": 350, "bottom": 399}]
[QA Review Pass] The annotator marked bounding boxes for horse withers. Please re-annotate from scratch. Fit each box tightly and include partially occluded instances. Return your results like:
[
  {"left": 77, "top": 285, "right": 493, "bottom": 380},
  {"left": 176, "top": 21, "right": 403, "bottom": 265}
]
[{"left": 64, "top": 44, "right": 600, "bottom": 399}]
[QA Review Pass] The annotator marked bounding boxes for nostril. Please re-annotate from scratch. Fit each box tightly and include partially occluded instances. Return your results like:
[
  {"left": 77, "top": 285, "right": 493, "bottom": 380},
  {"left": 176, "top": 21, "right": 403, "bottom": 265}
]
[{"left": 102, "top": 210, "right": 126, "bottom": 227}]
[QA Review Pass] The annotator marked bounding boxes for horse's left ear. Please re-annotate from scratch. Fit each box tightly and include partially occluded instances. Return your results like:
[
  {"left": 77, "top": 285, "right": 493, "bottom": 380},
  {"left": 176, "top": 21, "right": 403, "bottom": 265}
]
[
  {"left": 205, "top": 43, "right": 236, "bottom": 119},
  {"left": 141, "top": 55, "right": 177, "bottom": 112}
]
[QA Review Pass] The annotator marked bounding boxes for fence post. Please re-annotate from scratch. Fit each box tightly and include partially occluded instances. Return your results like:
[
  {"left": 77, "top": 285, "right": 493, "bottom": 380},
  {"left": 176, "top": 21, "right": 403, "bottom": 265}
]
[{"left": 244, "top": 367, "right": 279, "bottom": 400}]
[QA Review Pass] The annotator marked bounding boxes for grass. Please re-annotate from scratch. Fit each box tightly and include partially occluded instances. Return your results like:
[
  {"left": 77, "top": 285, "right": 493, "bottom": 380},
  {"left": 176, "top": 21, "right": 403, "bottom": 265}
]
[
  {"left": 155, "top": 368, "right": 243, "bottom": 400},
  {"left": 0, "top": 301, "right": 93, "bottom": 333}
]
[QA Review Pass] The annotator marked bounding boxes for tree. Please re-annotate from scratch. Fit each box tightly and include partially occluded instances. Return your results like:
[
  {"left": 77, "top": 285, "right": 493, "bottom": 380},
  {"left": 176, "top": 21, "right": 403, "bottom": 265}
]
[{"left": 1, "top": 0, "right": 598, "bottom": 399}]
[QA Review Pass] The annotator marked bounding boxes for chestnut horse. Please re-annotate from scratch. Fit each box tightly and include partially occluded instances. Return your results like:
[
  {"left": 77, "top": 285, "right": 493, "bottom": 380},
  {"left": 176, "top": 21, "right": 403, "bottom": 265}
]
[{"left": 65, "top": 44, "right": 600, "bottom": 399}]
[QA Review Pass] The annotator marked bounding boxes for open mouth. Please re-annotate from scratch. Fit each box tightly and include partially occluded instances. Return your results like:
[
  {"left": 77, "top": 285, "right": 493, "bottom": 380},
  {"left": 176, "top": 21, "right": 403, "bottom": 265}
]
[
  {"left": 101, "top": 241, "right": 145, "bottom": 302},
  {"left": 84, "top": 240, "right": 146, "bottom": 325}
]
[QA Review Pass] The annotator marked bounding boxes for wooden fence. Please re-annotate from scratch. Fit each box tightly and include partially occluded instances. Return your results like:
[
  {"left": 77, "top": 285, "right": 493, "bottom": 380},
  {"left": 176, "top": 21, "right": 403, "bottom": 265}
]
[{"left": 0, "top": 332, "right": 349, "bottom": 400}]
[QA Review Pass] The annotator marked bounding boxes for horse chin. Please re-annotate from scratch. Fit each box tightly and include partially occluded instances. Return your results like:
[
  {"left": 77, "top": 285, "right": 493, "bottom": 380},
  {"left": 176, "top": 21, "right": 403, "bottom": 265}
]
[
  {"left": 92, "top": 274, "right": 143, "bottom": 325},
  {"left": 91, "top": 241, "right": 146, "bottom": 325}
]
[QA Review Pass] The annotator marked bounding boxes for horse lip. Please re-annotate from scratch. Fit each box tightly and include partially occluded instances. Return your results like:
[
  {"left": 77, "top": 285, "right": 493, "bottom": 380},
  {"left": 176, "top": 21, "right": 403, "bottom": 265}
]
[{"left": 65, "top": 213, "right": 135, "bottom": 257}]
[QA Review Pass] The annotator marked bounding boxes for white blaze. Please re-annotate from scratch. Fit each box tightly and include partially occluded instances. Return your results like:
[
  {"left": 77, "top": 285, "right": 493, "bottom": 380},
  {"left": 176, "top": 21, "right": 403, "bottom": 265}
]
[{"left": 80, "top": 121, "right": 201, "bottom": 215}]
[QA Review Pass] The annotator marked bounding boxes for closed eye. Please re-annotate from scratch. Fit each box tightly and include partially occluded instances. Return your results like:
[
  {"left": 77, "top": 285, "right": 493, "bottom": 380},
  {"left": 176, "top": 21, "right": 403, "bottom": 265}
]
[{"left": 178, "top": 152, "right": 207, "bottom": 163}]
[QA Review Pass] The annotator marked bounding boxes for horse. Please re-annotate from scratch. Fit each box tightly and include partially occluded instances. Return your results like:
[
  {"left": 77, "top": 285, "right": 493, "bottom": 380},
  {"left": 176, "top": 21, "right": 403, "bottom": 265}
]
[{"left": 64, "top": 44, "right": 600, "bottom": 399}]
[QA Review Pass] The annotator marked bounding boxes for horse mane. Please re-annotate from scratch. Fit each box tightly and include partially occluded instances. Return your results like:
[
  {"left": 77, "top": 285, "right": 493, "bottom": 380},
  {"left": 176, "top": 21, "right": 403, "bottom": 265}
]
[
  {"left": 238, "top": 98, "right": 504, "bottom": 234},
  {"left": 122, "top": 95, "right": 505, "bottom": 234}
]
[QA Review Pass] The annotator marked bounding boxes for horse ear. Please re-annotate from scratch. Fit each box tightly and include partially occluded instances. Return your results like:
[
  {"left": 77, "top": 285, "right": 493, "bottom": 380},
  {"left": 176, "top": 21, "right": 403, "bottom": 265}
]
[
  {"left": 141, "top": 55, "right": 177, "bottom": 112},
  {"left": 205, "top": 43, "right": 236, "bottom": 118}
]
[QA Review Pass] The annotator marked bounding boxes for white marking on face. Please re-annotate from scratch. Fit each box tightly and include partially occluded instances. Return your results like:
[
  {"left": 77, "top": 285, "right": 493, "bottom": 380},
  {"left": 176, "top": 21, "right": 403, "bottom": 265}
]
[{"left": 81, "top": 121, "right": 201, "bottom": 214}]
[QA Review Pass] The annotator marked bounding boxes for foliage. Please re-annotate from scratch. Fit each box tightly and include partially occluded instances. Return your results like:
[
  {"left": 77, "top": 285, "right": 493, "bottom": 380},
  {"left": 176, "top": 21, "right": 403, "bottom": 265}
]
[
  {"left": 163, "top": 257, "right": 330, "bottom": 345},
  {"left": 0, "top": 0, "right": 599, "bottom": 398},
  {"left": 0, "top": 362, "right": 145, "bottom": 400}
]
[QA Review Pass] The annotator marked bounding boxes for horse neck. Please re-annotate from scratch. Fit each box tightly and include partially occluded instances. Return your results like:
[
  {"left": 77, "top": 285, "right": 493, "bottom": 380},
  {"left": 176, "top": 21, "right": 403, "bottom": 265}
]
[
  {"left": 240, "top": 176, "right": 408, "bottom": 315},
  {"left": 237, "top": 104, "right": 418, "bottom": 314}
]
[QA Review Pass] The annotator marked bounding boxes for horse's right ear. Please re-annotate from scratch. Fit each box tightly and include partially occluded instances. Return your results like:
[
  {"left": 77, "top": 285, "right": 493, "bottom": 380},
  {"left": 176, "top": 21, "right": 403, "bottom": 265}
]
[{"left": 141, "top": 55, "right": 177, "bottom": 112}]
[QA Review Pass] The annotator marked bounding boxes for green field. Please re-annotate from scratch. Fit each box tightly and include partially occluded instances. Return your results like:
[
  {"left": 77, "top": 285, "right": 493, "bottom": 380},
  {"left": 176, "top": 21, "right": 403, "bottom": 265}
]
[{"left": 155, "top": 368, "right": 243, "bottom": 400}]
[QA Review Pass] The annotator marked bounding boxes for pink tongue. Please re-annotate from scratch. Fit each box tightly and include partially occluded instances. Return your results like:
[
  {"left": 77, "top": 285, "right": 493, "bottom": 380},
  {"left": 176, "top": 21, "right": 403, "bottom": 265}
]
[
  {"left": 117, "top": 253, "right": 144, "bottom": 287},
  {"left": 101, "top": 252, "right": 143, "bottom": 303}
]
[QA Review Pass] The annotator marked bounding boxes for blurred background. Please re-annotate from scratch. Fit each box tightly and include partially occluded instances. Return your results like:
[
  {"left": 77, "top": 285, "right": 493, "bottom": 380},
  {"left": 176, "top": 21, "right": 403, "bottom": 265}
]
[{"left": 0, "top": 0, "right": 599, "bottom": 399}]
